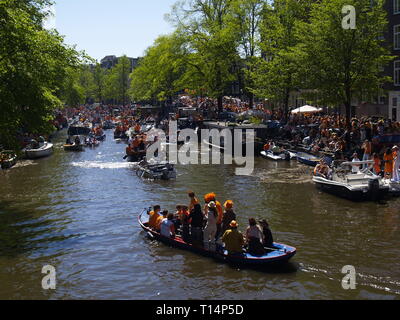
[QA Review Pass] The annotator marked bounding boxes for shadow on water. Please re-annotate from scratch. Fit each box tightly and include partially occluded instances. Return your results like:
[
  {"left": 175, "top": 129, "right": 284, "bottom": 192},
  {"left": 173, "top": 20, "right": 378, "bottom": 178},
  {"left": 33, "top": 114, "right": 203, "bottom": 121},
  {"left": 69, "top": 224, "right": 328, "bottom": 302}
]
[{"left": 0, "top": 201, "right": 77, "bottom": 258}]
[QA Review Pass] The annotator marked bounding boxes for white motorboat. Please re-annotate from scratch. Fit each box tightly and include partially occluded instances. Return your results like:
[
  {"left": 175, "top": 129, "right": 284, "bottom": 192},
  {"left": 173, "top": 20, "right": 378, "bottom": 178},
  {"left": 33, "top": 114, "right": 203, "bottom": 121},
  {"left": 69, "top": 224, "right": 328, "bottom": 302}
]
[
  {"left": 24, "top": 142, "right": 54, "bottom": 159},
  {"left": 135, "top": 160, "right": 177, "bottom": 180},
  {"left": 260, "top": 150, "right": 290, "bottom": 161},
  {"left": 312, "top": 161, "right": 389, "bottom": 201}
]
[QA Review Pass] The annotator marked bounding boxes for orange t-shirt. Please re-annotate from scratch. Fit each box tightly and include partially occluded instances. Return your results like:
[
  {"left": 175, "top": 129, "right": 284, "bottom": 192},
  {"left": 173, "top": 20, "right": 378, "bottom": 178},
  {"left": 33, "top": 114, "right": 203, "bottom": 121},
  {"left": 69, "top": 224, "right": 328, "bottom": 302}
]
[
  {"left": 148, "top": 211, "right": 160, "bottom": 229},
  {"left": 384, "top": 153, "right": 394, "bottom": 174}
]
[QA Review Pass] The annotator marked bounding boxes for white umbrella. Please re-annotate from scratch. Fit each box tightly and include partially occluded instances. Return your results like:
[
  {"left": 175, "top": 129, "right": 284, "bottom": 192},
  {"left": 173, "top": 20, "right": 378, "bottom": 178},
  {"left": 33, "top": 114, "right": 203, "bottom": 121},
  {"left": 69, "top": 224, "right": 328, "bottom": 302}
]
[{"left": 291, "top": 105, "right": 323, "bottom": 114}]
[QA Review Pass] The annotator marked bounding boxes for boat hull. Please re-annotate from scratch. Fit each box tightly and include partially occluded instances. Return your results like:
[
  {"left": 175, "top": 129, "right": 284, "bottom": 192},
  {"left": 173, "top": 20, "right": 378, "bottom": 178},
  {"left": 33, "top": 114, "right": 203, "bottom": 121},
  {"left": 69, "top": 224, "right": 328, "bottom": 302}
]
[
  {"left": 24, "top": 143, "right": 53, "bottom": 159},
  {"left": 138, "top": 213, "right": 296, "bottom": 267},
  {"left": 64, "top": 144, "right": 84, "bottom": 152},
  {"left": 314, "top": 180, "right": 389, "bottom": 201}
]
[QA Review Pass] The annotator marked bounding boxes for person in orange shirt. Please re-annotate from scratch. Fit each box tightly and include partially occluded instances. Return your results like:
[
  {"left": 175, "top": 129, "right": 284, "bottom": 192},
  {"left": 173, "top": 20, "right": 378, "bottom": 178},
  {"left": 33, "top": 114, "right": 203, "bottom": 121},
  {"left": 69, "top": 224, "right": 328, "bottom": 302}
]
[
  {"left": 373, "top": 153, "right": 382, "bottom": 176},
  {"left": 384, "top": 148, "right": 394, "bottom": 179},
  {"left": 188, "top": 191, "right": 199, "bottom": 211},
  {"left": 147, "top": 205, "right": 161, "bottom": 229},
  {"left": 155, "top": 210, "right": 169, "bottom": 231}
]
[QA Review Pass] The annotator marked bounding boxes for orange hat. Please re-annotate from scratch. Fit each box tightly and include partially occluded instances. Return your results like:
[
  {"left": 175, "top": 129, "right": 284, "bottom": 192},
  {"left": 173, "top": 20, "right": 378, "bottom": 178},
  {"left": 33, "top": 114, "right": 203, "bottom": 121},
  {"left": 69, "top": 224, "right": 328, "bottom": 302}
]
[
  {"left": 204, "top": 193, "right": 216, "bottom": 203},
  {"left": 224, "top": 200, "right": 233, "bottom": 209},
  {"left": 230, "top": 220, "right": 238, "bottom": 228}
]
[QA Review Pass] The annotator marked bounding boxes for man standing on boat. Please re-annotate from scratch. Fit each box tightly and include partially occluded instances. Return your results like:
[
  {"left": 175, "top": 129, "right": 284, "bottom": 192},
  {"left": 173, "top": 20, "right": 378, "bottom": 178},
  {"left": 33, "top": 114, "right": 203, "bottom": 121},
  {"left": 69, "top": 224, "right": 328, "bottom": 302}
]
[{"left": 392, "top": 146, "right": 400, "bottom": 182}]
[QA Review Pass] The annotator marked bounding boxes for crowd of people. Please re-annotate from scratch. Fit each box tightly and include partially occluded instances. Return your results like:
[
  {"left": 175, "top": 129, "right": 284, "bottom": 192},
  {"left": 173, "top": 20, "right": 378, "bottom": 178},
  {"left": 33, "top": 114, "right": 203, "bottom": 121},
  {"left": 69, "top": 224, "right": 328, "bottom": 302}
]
[{"left": 146, "top": 192, "right": 274, "bottom": 257}]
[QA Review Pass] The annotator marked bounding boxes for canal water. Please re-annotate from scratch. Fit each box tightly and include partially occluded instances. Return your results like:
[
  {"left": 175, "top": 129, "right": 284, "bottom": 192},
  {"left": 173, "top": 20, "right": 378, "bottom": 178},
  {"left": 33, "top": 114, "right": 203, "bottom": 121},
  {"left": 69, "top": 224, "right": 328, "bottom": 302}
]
[{"left": 0, "top": 130, "right": 399, "bottom": 300}]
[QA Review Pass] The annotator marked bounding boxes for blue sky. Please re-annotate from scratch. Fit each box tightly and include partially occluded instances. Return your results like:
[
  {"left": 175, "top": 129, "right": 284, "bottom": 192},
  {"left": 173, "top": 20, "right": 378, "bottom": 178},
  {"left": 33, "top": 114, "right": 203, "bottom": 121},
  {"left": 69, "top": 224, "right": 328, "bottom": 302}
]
[{"left": 53, "top": 0, "right": 177, "bottom": 61}]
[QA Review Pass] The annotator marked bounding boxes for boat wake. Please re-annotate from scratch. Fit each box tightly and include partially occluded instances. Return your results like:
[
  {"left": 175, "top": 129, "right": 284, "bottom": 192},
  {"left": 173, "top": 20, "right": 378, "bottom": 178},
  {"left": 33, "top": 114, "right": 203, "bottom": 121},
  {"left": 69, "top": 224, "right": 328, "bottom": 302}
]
[
  {"left": 71, "top": 161, "right": 137, "bottom": 170},
  {"left": 256, "top": 166, "right": 313, "bottom": 184},
  {"left": 300, "top": 263, "right": 400, "bottom": 296}
]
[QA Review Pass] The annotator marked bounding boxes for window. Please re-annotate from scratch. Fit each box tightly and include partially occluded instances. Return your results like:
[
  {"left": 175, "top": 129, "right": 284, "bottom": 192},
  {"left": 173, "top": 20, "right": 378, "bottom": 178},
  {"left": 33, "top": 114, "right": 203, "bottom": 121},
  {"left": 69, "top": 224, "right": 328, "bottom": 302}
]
[
  {"left": 394, "top": 25, "right": 400, "bottom": 49},
  {"left": 394, "top": 61, "right": 400, "bottom": 86},
  {"left": 393, "top": 97, "right": 398, "bottom": 107},
  {"left": 395, "top": 0, "right": 400, "bottom": 14}
]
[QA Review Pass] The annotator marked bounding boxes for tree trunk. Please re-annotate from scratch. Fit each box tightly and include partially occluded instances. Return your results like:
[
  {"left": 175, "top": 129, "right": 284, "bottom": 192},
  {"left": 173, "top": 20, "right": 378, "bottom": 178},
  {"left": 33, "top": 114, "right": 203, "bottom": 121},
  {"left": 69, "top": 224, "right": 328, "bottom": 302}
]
[
  {"left": 249, "top": 91, "right": 254, "bottom": 109},
  {"left": 217, "top": 96, "right": 223, "bottom": 114}
]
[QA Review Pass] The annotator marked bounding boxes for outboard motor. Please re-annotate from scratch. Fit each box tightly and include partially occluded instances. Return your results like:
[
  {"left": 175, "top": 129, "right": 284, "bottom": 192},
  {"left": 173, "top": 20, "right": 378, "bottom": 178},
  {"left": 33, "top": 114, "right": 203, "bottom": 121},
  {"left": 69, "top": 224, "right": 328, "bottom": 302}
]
[{"left": 368, "top": 179, "right": 380, "bottom": 200}]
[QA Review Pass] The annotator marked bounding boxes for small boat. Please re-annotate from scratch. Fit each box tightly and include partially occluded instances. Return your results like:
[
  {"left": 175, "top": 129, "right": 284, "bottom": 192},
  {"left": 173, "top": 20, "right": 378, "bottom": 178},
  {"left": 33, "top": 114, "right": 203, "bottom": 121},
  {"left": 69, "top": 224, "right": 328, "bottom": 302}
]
[
  {"left": 102, "top": 120, "right": 115, "bottom": 130},
  {"left": 85, "top": 139, "right": 100, "bottom": 148},
  {"left": 135, "top": 161, "right": 177, "bottom": 180},
  {"left": 296, "top": 152, "right": 320, "bottom": 167},
  {"left": 24, "top": 142, "right": 53, "bottom": 159},
  {"left": 0, "top": 151, "right": 17, "bottom": 169},
  {"left": 138, "top": 211, "right": 296, "bottom": 267},
  {"left": 312, "top": 161, "right": 389, "bottom": 201},
  {"left": 63, "top": 144, "right": 84, "bottom": 152},
  {"left": 260, "top": 150, "right": 290, "bottom": 161}
]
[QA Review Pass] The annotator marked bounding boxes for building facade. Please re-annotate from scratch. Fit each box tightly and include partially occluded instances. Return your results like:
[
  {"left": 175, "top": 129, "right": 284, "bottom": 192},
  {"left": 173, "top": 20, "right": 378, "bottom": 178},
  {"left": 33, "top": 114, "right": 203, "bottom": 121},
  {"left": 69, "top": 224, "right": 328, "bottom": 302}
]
[
  {"left": 385, "top": 0, "right": 400, "bottom": 121},
  {"left": 100, "top": 55, "right": 140, "bottom": 72}
]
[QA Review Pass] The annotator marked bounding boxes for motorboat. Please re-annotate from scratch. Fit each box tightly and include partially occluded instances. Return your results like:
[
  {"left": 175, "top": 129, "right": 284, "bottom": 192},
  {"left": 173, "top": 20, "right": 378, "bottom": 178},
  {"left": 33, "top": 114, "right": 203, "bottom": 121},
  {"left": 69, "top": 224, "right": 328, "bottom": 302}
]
[
  {"left": 312, "top": 161, "right": 389, "bottom": 201},
  {"left": 135, "top": 160, "right": 177, "bottom": 180},
  {"left": 0, "top": 151, "right": 17, "bottom": 169},
  {"left": 260, "top": 150, "right": 290, "bottom": 161},
  {"left": 296, "top": 152, "right": 321, "bottom": 167},
  {"left": 24, "top": 142, "right": 53, "bottom": 159}
]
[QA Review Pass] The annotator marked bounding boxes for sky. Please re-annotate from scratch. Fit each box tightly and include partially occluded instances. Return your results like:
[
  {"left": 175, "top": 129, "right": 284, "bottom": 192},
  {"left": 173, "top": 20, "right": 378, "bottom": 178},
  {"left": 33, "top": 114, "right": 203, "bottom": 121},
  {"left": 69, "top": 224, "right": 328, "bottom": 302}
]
[{"left": 51, "top": 0, "right": 177, "bottom": 61}]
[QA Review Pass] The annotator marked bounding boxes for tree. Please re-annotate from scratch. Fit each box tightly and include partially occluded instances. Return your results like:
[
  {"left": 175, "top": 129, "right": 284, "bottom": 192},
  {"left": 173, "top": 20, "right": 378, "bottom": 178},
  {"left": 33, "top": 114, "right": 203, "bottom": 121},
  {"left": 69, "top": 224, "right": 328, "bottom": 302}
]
[
  {"left": 105, "top": 56, "right": 131, "bottom": 105},
  {"left": 294, "top": 0, "right": 392, "bottom": 126},
  {"left": 170, "top": 0, "right": 239, "bottom": 113},
  {"left": 130, "top": 33, "right": 188, "bottom": 103},
  {"left": 231, "top": 0, "right": 266, "bottom": 108},
  {"left": 92, "top": 63, "right": 107, "bottom": 103},
  {"left": 249, "top": 0, "right": 312, "bottom": 114},
  {"left": 0, "top": 0, "right": 84, "bottom": 148}
]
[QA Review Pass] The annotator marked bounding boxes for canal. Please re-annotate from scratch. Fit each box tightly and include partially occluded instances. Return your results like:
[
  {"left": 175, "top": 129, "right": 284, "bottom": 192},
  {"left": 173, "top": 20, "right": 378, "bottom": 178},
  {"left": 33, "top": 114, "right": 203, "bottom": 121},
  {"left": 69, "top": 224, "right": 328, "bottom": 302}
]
[{"left": 0, "top": 129, "right": 399, "bottom": 299}]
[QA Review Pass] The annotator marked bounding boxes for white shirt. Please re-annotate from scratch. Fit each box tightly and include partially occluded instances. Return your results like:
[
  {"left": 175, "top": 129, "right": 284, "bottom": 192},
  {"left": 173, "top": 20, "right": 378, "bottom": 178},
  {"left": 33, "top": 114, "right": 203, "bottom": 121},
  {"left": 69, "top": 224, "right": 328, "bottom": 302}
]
[{"left": 160, "top": 219, "right": 174, "bottom": 237}]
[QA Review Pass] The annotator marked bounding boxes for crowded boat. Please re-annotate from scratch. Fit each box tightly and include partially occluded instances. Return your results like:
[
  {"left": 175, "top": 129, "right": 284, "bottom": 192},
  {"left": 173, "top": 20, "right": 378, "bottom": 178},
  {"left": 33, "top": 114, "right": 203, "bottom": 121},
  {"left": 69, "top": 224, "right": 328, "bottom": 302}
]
[{"left": 139, "top": 192, "right": 297, "bottom": 266}]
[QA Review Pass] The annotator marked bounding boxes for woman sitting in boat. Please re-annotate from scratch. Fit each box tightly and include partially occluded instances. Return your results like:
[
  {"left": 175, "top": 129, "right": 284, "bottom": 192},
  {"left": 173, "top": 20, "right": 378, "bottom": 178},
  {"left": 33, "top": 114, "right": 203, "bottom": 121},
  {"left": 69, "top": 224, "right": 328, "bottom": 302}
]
[
  {"left": 221, "top": 221, "right": 244, "bottom": 256},
  {"left": 160, "top": 213, "right": 176, "bottom": 239},
  {"left": 245, "top": 218, "right": 265, "bottom": 256},
  {"left": 259, "top": 220, "right": 274, "bottom": 250}
]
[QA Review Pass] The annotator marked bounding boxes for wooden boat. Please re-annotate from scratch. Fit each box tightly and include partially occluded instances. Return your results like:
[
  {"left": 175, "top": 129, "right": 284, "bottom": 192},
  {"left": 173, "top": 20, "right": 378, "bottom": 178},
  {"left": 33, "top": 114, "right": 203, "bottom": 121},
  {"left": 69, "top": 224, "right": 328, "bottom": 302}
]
[
  {"left": 24, "top": 142, "right": 53, "bottom": 159},
  {"left": 138, "top": 211, "right": 297, "bottom": 267},
  {"left": 296, "top": 152, "right": 320, "bottom": 167},
  {"left": 0, "top": 151, "right": 17, "bottom": 169},
  {"left": 63, "top": 144, "right": 84, "bottom": 152}
]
